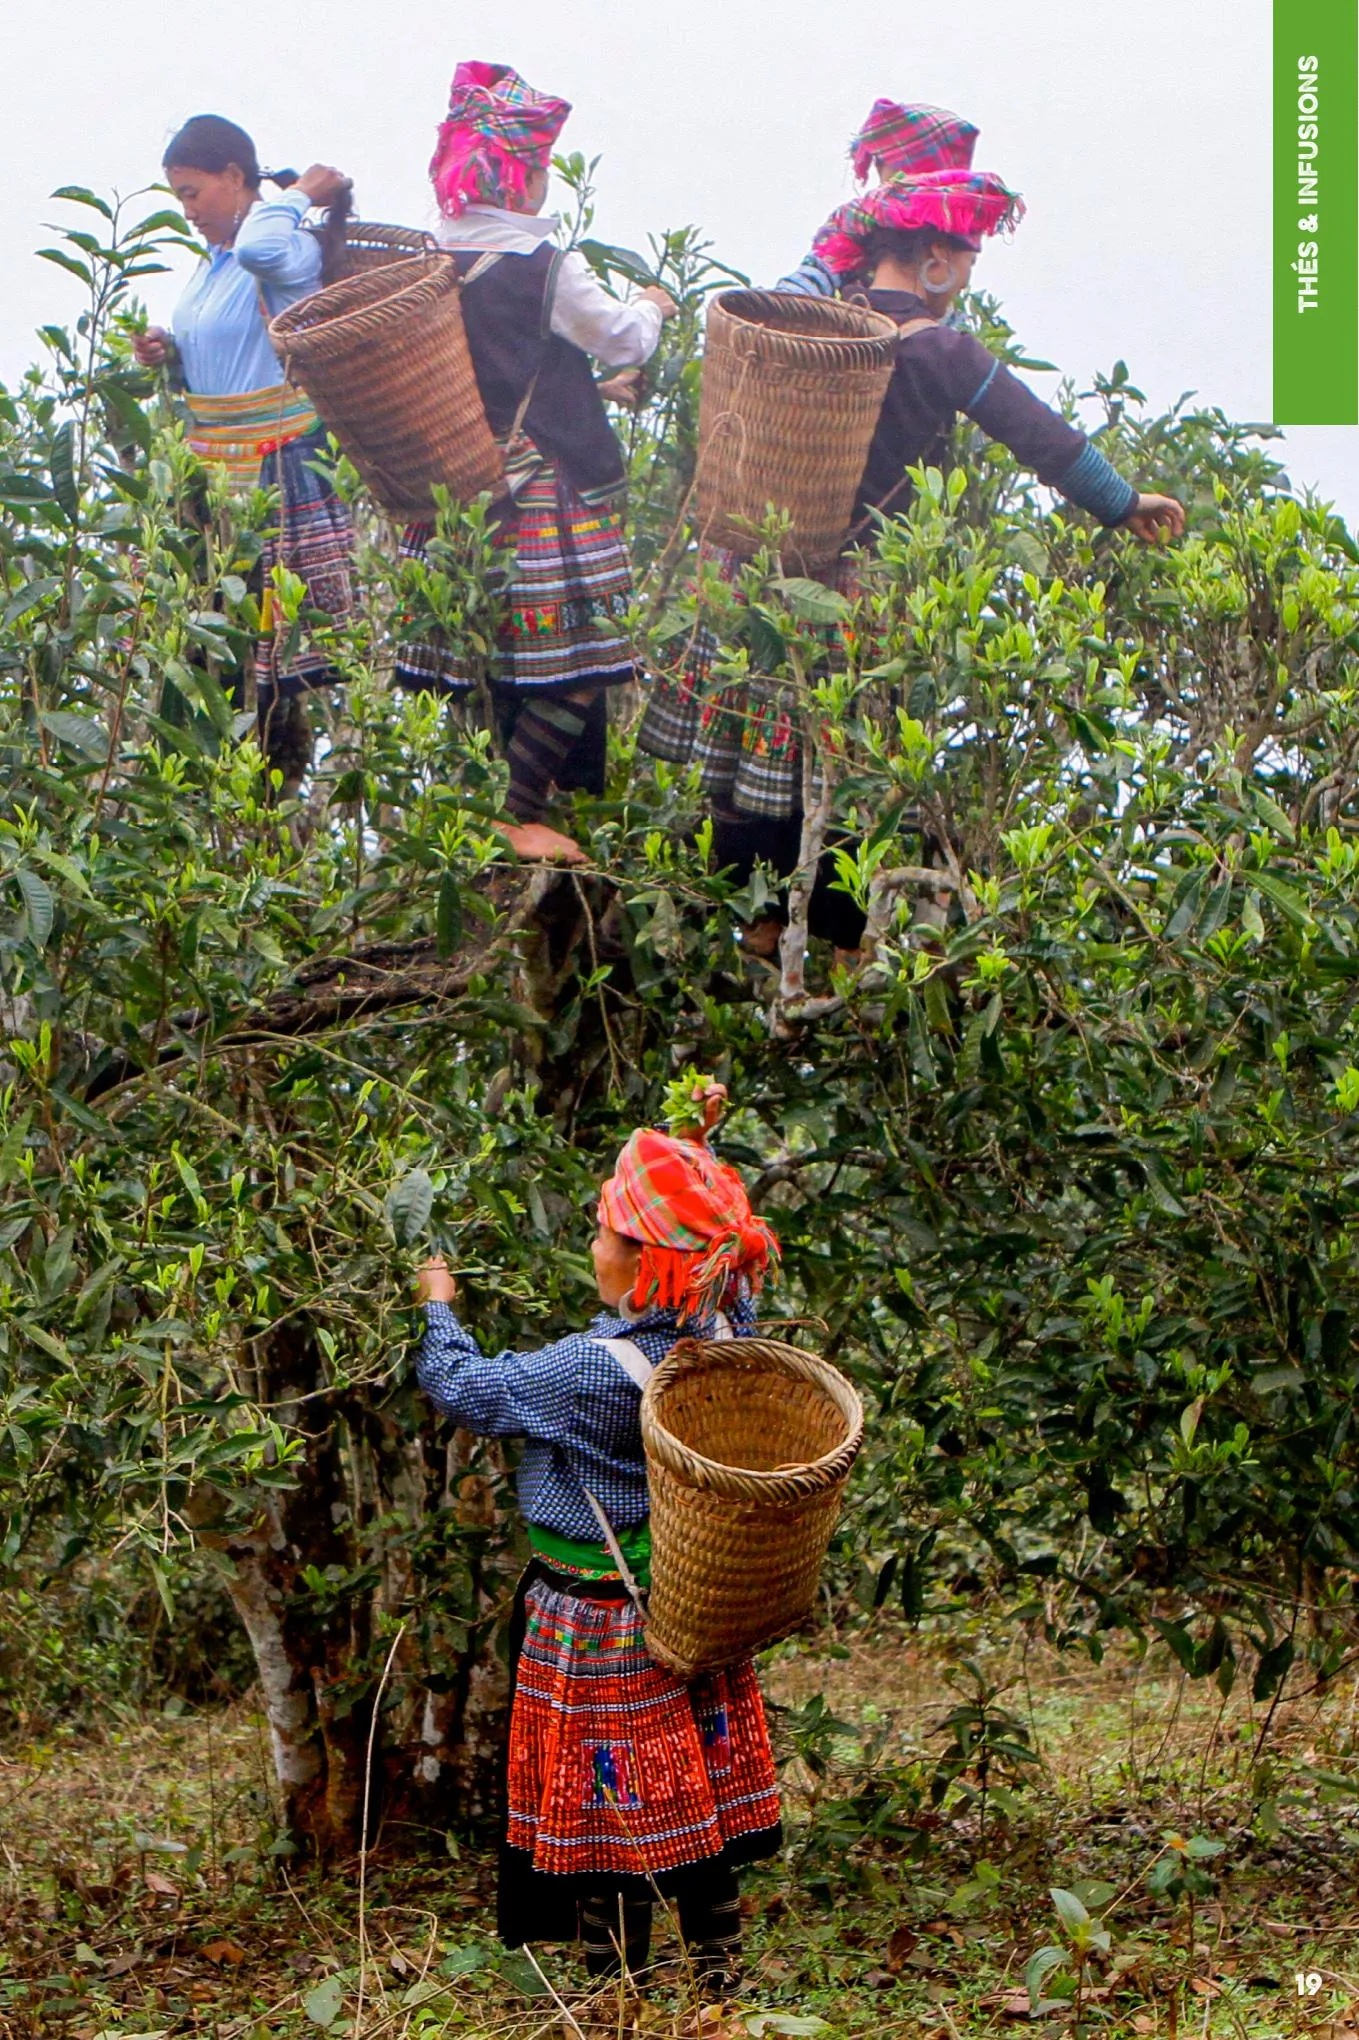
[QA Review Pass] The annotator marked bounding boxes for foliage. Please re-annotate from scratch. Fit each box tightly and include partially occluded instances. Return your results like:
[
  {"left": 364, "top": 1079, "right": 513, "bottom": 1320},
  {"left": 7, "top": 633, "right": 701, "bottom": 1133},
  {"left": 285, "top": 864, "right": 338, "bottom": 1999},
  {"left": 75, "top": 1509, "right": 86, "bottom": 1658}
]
[
  {"left": 927, "top": 1658, "right": 1039, "bottom": 1831},
  {"left": 6, "top": 1641, "right": 1359, "bottom": 2038},
  {"left": 3, "top": 178, "right": 1359, "bottom": 1845},
  {"left": 556, "top": 146, "right": 749, "bottom": 575}
]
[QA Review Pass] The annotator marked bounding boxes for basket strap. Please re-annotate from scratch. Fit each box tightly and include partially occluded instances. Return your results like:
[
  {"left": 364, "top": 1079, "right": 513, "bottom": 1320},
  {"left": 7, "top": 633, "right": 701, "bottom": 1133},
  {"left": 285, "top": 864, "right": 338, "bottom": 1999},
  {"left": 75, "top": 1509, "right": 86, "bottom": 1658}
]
[
  {"left": 600, "top": 1323, "right": 732, "bottom": 1376},
  {"left": 596, "top": 1336, "right": 655, "bottom": 1390},
  {"left": 587, "top": 1338, "right": 655, "bottom": 1622},
  {"left": 580, "top": 1485, "right": 649, "bottom": 1619},
  {"left": 460, "top": 249, "right": 505, "bottom": 287}
]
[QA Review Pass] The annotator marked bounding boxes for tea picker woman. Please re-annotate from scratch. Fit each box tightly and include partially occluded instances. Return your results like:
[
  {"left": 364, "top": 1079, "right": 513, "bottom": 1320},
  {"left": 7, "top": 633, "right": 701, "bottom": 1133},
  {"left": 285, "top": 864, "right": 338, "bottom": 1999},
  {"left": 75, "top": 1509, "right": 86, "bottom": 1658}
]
[
  {"left": 393, "top": 62, "right": 675, "bottom": 866},
  {"left": 134, "top": 116, "right": 357, "bottom": 785},
  {"left": 639, "top": 110, "right": 1185, "bottom": 956},
  {"left": 414, "top": 1080, "right": 782, "bottom": 1989}
]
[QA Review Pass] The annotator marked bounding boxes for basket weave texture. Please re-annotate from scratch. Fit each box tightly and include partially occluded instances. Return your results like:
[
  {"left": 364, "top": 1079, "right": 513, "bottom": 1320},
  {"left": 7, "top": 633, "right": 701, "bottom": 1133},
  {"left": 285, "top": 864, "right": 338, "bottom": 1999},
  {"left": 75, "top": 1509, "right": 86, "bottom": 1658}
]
[
  {"left": 268, "top": 256, "right": 502, "bottom": 519},
  {"left": 695, "top": 290, "right": 900, "bottom": 572},
  {"left": 640, "top": 1337, "right": 864, "bottom": 1678},
  {"left": 335, "top": 221, "right": 429, "bottom": 275}
]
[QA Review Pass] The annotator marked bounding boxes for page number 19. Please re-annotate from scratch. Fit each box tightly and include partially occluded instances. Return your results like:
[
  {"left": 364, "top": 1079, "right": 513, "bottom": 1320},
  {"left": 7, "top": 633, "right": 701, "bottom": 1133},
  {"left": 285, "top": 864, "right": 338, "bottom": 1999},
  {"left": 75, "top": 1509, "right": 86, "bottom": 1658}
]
[{"left": 1296, "top": 1973, "right": 1323, "bottom": 1997}]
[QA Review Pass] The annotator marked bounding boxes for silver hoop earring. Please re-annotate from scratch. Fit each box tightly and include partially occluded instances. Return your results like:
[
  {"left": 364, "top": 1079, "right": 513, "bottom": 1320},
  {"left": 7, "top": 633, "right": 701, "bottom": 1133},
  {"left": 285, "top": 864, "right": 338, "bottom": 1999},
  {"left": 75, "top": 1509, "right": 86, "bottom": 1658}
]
[{"left": 919, "top": 255, "right": 955, "bottom": 297}]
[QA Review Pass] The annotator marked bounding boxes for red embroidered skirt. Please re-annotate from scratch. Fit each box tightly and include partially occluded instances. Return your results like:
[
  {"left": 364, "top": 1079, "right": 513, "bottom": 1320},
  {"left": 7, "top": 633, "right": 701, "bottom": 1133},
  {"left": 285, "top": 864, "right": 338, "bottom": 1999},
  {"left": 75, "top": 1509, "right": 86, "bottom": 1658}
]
[
  {"left": 506, "top": 1572, "right": 781, "bottom": 1881},
  {"left": 393, "top": 462, "right": 634, "bottom": 695}
]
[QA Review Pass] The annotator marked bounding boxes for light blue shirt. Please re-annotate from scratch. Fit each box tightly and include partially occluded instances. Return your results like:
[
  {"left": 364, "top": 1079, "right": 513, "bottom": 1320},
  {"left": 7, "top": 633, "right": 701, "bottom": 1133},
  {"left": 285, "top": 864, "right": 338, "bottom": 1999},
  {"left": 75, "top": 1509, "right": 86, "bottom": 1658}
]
[{"left": 172, "top": 188, "right": 322, "bottom": 397}]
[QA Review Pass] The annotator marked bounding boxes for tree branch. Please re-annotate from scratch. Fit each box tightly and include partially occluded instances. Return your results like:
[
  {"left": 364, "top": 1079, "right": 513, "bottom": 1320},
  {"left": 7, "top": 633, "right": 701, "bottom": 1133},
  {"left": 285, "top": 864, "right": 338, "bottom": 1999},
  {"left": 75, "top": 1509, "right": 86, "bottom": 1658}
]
[{"left": 84, "top": 870, "right": 561, "bottom": 1105}]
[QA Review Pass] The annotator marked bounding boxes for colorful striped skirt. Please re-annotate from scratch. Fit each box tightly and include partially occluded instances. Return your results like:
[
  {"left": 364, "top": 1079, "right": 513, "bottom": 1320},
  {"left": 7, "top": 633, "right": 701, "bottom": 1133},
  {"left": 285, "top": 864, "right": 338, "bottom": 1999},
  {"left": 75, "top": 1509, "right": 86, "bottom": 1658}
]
[
  {"left": 497, "top": 1563, "right": 780, "bottom": 1944},
  {"left": 393, "top": 460, "right": 635, "bottom": 696},
  {"left": 637, "top": 541, "right": 862, "bottom": 821},
  {"left": 184, "top": 388, "right": 357, "bottom": 700}
]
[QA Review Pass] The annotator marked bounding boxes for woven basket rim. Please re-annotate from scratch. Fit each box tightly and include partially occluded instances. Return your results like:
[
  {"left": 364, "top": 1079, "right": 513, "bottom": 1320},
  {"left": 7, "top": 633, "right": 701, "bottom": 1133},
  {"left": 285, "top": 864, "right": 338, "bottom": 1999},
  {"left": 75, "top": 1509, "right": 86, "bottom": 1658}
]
[
  {"left": 708, "top": 288, "right": 900, "bottom": 358},
  {"left": 712, "top": 287, "right": 900, "bottom": 334},
  {"left": 269, "top": 255, "right": 457, "bottom": 356},
  {"left": 343, "top": 219, "right": 429, "bottom": 249},
  {"left": 641, "top": 1336, "right": 864, "bottom": 1501}
]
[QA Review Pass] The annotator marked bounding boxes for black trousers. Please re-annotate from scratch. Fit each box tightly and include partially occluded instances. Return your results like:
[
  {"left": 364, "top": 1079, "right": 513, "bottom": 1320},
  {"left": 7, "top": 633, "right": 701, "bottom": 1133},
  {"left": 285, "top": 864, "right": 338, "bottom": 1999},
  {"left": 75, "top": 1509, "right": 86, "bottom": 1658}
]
[
  {"left": 579, "top": 1863, "right": 743, "bottom": 1981},
  {"left": 710, "top": 810, "right": 869, "bottom": 951}
]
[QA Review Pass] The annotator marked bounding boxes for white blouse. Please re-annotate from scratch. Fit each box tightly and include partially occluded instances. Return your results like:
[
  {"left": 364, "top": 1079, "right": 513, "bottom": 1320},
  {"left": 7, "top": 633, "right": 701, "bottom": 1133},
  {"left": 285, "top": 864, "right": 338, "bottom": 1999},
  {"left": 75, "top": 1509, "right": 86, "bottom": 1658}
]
[{"left": 435, "top": 206, "right": 664, "bottom": 369}]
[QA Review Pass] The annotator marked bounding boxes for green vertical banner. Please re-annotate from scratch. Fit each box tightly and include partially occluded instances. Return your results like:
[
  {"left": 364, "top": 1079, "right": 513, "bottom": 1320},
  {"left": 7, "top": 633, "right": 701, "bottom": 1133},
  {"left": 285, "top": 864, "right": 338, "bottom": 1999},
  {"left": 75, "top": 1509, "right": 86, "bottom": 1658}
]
[{"left": 1274, "top": 1, "right": 1358, "bottom": 424}]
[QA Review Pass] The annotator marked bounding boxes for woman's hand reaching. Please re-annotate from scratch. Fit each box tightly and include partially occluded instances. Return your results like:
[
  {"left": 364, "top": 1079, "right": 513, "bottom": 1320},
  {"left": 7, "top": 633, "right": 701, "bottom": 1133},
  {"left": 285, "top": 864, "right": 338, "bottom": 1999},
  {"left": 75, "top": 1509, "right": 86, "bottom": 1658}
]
[
  {"left": 416, "top": 1256, "right": 458, "bottom": 1306},
  {"left": 133, "top": 326, "right": 172, "bottom": 368},
  {"left": 639, "top": 284, "right": 678, "bottom": 321},
  {"left": 1125, "top": 493, "right": 1185, "bottom": 544},
  {"left": 598, "top": 368, "right": 646, "bottom": 408}
]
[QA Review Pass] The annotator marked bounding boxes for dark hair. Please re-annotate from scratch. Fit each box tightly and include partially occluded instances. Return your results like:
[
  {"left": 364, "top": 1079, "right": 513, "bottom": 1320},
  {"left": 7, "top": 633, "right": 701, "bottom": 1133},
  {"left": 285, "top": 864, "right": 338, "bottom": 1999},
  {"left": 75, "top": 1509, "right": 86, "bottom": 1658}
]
[
  {"left": 163, "top": 113, "right": 353, "bottom": 276},
  {"left": 861, "top": 225, "right": 974, "bottom": 271},
  {"left": 163, "top": 114, "right": 283, "bottom": 188},
  {"left": 316, "top": 188, "right": 355, "bottom": 284}
]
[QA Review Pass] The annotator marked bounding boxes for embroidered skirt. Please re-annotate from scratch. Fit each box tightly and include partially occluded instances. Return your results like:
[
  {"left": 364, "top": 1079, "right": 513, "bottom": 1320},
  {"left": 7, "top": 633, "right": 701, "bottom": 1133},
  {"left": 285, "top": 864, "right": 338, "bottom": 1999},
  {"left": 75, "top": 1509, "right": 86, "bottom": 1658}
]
[
  {"left": 257, "top": 427, "right": 357, "bottom": 697},
  {"left": 184, "top": 389, "right": 357, "bottom": 700},
  {"left": 637, "top": 542, "right": 807, "bottom": 820},
  {"left": 394, "top": 461, "right": 635, "bottom": 696},
  {"left": 497, "top": 1564, "right": 780, "bottom": 1944}
]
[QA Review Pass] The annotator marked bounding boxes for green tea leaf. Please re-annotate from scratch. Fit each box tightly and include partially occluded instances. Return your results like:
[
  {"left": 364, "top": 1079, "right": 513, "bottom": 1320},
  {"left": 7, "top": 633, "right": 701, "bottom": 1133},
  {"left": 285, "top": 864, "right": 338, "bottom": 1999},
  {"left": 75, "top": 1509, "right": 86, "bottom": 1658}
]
[
  {"left": 14, "top": 867, "right": 55, "bottom": 948},
  {"left": 387, "top": 1169, "right": 434, "bottom": 1247},
  {"left": 50, "top": 420, "right": 80, "bottom": 523},
  {"left": 39, "top": 710, "right": 109, "bottom": 762}
]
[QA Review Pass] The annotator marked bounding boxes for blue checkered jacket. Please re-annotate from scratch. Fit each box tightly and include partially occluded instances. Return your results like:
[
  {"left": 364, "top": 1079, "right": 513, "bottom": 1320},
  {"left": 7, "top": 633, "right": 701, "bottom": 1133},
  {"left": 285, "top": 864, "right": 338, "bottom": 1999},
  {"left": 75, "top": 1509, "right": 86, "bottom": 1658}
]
[{"left": 417, "top": 1294, "right": 757, "bottom": 1541}]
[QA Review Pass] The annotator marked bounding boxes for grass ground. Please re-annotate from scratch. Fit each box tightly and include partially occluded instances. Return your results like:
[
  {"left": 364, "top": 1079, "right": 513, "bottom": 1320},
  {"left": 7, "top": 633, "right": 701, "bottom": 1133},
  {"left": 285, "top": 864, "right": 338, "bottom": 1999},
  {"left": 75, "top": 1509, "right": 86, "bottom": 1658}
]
[{"left": 3, "top": 1617, "right": 1358, "bottom": 2040}]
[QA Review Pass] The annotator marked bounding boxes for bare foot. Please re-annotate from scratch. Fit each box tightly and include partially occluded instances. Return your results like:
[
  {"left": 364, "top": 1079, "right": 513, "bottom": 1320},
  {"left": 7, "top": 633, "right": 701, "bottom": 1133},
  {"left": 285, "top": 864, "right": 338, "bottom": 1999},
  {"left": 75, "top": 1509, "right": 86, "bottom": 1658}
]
[
  {"left": 498, "top": 820, "right": 589, "bottom": 865},
  {"left": 739, "top": 916, "right": 784, "bottom": 959}
]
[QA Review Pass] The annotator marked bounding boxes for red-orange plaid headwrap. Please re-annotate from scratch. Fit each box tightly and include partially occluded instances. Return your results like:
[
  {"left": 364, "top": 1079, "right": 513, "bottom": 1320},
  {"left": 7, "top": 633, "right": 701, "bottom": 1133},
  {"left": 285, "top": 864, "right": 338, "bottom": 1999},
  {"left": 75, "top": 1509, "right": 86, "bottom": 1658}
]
[{"left": 598, "top": 1128, "right": 780, "bottom": 1322}]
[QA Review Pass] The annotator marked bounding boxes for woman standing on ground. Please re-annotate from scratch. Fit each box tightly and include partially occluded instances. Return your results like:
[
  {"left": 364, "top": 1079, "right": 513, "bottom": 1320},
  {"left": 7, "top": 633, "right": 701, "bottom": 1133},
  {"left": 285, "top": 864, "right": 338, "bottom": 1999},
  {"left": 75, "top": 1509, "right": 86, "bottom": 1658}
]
[
  {"left": 639, "top": 114, "right": 1184, "bottom": 956},
  {"left": 134, "top": 116, "right": 357, "bottom": 784},
  {"left": 393, "top": 61, "right": 675, "bottom": 865},
  {"left": 413, "top": 1081, "right": 782, "bottom": 1990}
]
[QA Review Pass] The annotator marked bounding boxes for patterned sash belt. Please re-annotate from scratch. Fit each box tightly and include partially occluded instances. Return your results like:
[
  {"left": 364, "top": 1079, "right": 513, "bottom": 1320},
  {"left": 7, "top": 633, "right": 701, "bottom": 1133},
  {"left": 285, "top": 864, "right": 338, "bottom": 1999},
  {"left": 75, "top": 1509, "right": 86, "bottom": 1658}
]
[
  {"left": 528, "top": 1520, "right": 653, "bottom": 1588},
  {"left": 183, "top": 385, "right": 321, "bottom": 490}
]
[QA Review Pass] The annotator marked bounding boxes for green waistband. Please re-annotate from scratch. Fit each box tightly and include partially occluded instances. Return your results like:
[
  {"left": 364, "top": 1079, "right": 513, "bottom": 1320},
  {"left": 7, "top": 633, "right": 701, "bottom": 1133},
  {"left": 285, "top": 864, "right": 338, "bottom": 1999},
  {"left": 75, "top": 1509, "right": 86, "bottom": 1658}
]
[{"left": 529, "top": 1520, "right": 652, "bottom": 1589}]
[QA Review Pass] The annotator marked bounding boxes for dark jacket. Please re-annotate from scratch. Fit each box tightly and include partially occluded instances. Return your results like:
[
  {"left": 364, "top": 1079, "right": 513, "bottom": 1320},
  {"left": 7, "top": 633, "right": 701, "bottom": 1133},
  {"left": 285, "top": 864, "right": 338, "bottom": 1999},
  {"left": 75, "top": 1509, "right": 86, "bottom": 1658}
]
[
  {"left": 454, "top": 244, "right": 627, "bottom": 504},
  {"left": 852, "top": 290, "right": 1137, "bottom": 533}
]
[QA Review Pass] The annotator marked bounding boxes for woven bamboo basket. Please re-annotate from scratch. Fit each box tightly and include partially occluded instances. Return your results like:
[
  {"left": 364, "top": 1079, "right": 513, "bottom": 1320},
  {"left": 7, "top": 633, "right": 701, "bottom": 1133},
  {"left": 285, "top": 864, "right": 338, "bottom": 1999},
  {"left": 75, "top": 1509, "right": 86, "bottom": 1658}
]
[
  {"left": 335, "top": 221, "right": 428, "bottom": 275},
  {"left": 695, "top": 290, "right": 900, "bottom": 572},
  {"left": 268, "top": 256, "right": 502, "bottom": 519},
  {"left": 640, "top": 1337, "right": 864, "bottom": 1678}
]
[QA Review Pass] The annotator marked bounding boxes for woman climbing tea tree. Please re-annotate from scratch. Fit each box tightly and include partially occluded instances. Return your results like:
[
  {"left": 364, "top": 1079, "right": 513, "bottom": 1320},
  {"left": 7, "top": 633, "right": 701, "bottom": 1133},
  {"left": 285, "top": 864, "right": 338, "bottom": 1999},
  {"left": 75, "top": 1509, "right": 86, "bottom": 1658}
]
[
  {"left": 640, "top": 98, "right": 1185, "bottom": 959},
  {"left": 393, "top": 61, "right": 676, "bottom": 866},
  {"left": 135, "top": 115, "right": 357, "bottom": 787}
]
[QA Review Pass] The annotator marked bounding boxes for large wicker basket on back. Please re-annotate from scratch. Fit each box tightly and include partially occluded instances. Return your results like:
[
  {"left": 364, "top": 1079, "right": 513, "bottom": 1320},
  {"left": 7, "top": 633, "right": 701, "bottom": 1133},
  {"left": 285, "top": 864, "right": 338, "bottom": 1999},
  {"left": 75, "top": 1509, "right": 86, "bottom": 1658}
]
[
  {"left": 640, "top": 1337, "right": 864, "bottom": 1678},
  {"left": 268, "top": 256, "right": 502, "bottom": 520},
  {"left": 695, "top": 290, "right": 900, "bottom": 573}
]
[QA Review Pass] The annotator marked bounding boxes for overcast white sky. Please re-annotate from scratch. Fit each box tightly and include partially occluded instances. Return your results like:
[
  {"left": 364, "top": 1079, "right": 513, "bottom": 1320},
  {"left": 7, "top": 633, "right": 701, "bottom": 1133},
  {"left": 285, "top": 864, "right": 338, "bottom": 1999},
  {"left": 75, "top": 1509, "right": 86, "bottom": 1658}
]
[{"left": 4, "top": 0, "right": 1357, "bottom": 518}]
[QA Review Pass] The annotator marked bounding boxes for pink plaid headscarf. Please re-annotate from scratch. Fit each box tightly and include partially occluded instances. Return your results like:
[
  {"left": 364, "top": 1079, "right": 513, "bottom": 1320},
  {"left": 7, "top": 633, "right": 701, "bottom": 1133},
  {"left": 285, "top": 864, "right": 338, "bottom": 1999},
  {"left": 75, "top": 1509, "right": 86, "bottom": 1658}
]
[
  {"left": 430, "top": 61, "right": 571, "bottom": 219},
  {"left": 850, "top": 99, "right": 980, "bottom": 183},
  {"left": 813, "top": 167, "right": 1025, "bottom": 279}
]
